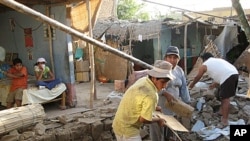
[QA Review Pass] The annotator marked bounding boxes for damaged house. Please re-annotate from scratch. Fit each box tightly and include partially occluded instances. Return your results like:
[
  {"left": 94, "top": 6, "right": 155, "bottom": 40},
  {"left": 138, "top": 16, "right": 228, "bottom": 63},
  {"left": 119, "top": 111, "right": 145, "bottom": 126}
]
[
  {"left": 92, "top": 16, "right": 249, "bottom": 81},
  {"left": 0, "top": 0, "right": 103, "bottom": 107}
]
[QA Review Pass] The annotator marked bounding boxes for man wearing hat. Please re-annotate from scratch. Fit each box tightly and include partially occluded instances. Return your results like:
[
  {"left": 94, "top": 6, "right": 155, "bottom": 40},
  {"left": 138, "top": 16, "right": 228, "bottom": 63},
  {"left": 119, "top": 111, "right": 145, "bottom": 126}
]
[
  {"left": 34, "top": 57, "right": 61, "bottom": 90},
  {"left": 162, "top": 46, "right": 190, "bottom": 105},
  {"left": 112, "top": 60, "right": 175, "bottom": 141},
  {"left": 150, "top": 46, "right": 191, "bottom": 141}
]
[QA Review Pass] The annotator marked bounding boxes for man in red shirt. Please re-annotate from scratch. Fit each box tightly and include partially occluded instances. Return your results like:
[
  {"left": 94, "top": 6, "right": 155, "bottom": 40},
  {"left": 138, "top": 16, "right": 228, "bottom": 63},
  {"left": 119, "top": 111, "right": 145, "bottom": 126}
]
[{"left": 1, "top": 58, "right": 28, "bottom": 108}]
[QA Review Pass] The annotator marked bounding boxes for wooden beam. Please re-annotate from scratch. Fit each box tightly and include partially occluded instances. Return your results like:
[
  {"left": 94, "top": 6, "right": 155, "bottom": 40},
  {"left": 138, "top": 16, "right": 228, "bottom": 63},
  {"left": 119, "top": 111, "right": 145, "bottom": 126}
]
[{"left": 86, "top": 0, "right": 96, "bottom": 109}]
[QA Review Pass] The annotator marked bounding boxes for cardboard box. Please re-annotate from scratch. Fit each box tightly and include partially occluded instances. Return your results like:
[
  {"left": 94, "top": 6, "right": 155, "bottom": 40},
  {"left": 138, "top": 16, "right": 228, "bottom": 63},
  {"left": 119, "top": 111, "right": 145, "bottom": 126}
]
[
  {"left": 75, "top": 60, "right": 89, "bottom": 72},
  {"left": 75, "top": 72, "right": 89, "bottom": 82}
]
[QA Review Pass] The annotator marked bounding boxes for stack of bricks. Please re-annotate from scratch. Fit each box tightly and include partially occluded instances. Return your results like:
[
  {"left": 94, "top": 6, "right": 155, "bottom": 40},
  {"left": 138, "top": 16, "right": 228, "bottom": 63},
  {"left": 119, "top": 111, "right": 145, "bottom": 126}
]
[{"left": 75, "top": 59, "right": 90, "bottom": 82}]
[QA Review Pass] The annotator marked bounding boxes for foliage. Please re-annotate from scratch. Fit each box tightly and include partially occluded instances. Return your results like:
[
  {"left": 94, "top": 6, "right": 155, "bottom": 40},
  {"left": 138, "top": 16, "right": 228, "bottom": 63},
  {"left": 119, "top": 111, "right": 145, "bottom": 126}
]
[{"left": 117, "top": 0, "right": 149, "bottom": 21}]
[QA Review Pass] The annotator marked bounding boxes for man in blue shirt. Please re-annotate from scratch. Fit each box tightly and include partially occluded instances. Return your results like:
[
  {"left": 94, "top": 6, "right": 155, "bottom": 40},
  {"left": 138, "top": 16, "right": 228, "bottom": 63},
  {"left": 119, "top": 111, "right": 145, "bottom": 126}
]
[{"left": 150, "top": 46, "right": 191, "bottom": 141}]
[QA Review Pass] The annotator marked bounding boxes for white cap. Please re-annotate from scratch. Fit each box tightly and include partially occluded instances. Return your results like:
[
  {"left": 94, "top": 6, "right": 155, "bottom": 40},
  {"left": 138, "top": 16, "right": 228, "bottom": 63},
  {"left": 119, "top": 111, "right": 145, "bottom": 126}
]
[{"left": 37, "top": 57, "right": 46, "bottom": 63}]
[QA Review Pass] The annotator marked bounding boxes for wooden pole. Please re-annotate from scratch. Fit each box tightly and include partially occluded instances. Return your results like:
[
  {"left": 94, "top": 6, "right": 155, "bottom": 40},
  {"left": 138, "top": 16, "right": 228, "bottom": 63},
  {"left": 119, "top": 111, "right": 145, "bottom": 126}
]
[
  {"left": 46, "top": 6, "right": 55, "bottom": 73},
  {"left": 184, "top": 23, "right": 189, "bottom": 76},
  {"left": 86, "top": 0, "right": 96, "bottom": 109},
  {"left": 127, "top": 26, "right": 133, "bottom": 76},
  {"left": 0, "top": 0, "right": 153, "bottom": 70},
  {"left": 157, "top": 33, "right": 161, "bottom": 59},
  {"left": 232, "top": 0, "right": 250, "bottom": 41}
]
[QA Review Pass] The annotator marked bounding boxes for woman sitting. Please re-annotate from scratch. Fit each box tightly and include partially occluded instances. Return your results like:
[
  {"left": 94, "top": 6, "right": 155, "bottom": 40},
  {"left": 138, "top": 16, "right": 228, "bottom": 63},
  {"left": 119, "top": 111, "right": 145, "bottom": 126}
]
[{"left": 34, "top": 57, "right": 61, "bottom": 90}]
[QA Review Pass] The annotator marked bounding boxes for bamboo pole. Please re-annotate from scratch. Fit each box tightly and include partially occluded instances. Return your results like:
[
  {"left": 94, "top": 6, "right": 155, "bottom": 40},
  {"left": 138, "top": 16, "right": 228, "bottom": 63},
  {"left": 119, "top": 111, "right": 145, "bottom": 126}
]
[
  {"left": 0, "top": 0, "right": 153, "bottom": 70},
  {"left": 0, "top": 104, "right": 45, "bottom": 135},
  {"left": 86, "top": 0, "right": 96, "bottom": 109},
  {"left": 184, "top": 23, "right": 188, "bottom": 76},
  {"left": 46, "top": 6, "right": 55, "bottom": 74}
]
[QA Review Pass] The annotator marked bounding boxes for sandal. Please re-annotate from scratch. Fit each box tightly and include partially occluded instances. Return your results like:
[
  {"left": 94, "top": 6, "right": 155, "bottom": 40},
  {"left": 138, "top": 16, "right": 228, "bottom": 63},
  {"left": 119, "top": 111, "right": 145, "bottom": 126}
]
[{"left": 216, "top": 123, "right": 228, "bottom": 129}]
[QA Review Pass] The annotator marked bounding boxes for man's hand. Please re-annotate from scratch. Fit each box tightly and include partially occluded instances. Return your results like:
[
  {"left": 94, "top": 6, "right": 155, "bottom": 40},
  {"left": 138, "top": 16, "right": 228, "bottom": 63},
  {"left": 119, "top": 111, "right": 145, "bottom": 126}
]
[
  {"left": 155, "top": 106, "right": 162, "bottom": 112},
  {"left": 157, "top": 118, "right": 166, "bottom": 126},
  {"left": 162, "top": 91, "right": 176, "bottom": 105},
  {"left": 188, "top": 82, "right": 194, "bottom": 90},
  {"left": 209, "top": 82, "right": 218, "bottom": 89}
]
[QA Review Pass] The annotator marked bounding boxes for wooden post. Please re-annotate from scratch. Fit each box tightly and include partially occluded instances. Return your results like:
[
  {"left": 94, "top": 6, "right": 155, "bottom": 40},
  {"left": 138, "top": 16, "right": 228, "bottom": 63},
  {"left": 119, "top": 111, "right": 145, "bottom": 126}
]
[
  {"left": 184, "top": 23, "right": 188, "bottom": 76},
  {"left": 60, "top": 91, "right": 66, "bottom": 110},
  {"left": 46, "top": 6, "right": 55, "bottom": 73},
  {"left": 232, "top": 0, "right": 250, "bottom": 42},
  {"left": 87, "top": 0, "right": 96, "bottom": 109},
  {"left": 157, "top": 33, "right": 162, "bottom": 59}
]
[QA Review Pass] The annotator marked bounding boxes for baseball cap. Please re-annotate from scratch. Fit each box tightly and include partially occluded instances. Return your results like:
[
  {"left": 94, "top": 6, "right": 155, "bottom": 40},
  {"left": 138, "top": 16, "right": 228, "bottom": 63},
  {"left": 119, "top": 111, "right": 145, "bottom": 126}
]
[
  {"left": 147, "top": 60, "right": 175, "bottom": 80},
  {"left": 165, "top": 46, "right": 180, "bottom": 58},
  {"left": 37, "top": 57, "right": 46, "bottom": 63}
]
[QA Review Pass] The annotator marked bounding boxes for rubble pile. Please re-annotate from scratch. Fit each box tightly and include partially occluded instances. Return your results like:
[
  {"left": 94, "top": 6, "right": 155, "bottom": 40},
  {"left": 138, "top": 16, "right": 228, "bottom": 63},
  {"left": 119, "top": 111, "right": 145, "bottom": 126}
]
[
  {"left": 0, "top": 76, "right": 249, "bottom": 141},
  {"left": 0, "top": 102, "right": 119, "bottom": 141},
  {"left": 177, "top": 74, "right": 250, "bottom": 141}
]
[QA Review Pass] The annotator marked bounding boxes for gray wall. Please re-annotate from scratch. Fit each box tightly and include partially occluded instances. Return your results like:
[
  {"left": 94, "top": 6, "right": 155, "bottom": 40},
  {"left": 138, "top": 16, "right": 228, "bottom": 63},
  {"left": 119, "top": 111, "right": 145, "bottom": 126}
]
[
  {"left": 0, "top": 5, "right": 73, "bottom": 83},
  {"left": 158, "top": 23, "right": 203, "bottom": 59}
]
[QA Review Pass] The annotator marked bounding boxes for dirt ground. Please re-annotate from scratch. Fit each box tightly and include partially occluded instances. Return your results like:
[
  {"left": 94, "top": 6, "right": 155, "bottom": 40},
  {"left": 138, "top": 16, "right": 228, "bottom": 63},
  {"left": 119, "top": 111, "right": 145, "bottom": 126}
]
[
  {"left": 75, "top": 82, "right": 115, "bottom": 108},
  {"left": 44, "top": 82, "right": 115, "bottom": 118}
]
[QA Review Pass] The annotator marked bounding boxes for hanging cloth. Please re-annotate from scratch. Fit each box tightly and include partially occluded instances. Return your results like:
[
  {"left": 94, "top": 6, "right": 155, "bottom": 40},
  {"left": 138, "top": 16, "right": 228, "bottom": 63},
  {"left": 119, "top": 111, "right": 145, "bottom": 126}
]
[
  {"left": 24, "top": 28, "right": 33, "bottom": 47},
  {"left": 75, "top": 47, "right": 84, "bottom": 59}
]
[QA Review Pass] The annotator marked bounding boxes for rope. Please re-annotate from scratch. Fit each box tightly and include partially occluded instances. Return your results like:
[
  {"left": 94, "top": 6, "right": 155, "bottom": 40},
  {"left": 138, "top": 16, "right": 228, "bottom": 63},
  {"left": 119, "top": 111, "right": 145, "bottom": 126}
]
[{"left": 15, "top": 19, "right": 43, "bottom": 31}]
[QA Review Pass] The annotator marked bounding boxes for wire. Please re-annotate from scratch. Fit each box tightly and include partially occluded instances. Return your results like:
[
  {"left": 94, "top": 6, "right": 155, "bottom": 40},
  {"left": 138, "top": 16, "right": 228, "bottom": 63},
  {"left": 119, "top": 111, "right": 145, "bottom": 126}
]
[
  {"left": 142, "top": 0, "right": 233, "bottom": 20},
  {"left": 14, "top": 19, "right": 43, "bottom": 31}
]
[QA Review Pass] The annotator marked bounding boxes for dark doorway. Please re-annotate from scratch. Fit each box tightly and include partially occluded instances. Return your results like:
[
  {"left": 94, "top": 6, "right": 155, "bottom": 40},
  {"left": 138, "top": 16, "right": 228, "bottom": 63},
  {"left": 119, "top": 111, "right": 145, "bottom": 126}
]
[{"left": 132, "top": 40, "right": 154, "bottom": 71}]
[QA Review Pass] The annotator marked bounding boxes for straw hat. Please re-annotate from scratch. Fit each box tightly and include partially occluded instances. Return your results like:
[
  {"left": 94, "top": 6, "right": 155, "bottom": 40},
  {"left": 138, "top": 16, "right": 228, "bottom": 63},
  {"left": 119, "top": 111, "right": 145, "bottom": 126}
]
[{"left": 147, "top": 60, "right": 175, "bottom": 80}]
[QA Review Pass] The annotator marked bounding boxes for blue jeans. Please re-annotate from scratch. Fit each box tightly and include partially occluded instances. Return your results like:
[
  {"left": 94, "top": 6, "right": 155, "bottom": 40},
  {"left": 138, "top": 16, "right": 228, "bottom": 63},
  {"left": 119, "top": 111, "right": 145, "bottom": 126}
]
[{"left": 36, "top": 78, "right": 61, "bottom": 90}]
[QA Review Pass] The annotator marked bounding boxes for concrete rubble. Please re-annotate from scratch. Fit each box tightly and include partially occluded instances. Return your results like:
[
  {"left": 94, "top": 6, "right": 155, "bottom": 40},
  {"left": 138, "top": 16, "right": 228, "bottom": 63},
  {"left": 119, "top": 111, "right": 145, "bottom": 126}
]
[
  {"left": 0, "top": 102, "right": 119, "bottom": 141},
  {"left": 0, "top": 75, "right": 249, "bottom": 141},
  {"left": 177, "top": 73, "right": 250, "bottom": 141}
]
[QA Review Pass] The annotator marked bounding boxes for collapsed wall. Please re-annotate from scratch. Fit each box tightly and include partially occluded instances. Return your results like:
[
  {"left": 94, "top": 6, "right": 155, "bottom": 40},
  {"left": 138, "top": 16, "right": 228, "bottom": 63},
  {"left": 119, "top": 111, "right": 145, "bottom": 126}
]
[{"left": 0, "top": 104, "right": 117, "bottom": 141}]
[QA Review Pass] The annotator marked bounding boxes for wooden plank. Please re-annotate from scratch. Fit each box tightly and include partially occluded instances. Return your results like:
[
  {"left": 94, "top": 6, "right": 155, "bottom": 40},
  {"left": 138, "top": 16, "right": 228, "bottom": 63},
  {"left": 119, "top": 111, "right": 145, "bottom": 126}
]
[
  {"left": 153, "top": 111, "right": 188, "bottom": 132},
  {"left": 165, "top": 98, "right": 194, "bottom": 118}
]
